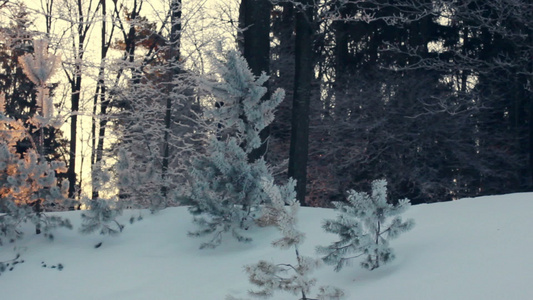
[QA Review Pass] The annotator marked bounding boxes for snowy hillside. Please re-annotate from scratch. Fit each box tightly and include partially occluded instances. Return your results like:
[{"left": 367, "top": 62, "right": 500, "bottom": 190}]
[{"left": 1, "top": 193, "right": 532, "bottom": 300}]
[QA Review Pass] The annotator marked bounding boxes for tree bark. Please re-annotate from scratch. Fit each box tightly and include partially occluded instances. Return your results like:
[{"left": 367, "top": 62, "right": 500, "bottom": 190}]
[
  {"left": 67, "top": 75, "right": 81, "bottom": 199},
  {"left": 161, "top": 0, "right": 182, "bottom": 199},
  {"left": 65, "top": 0, "right": 98, "bottom": 200},
  {"left": 67, "top": 34, "right": 83, "bottom": 200},
  {"left": 240, "top": 0, "right": 272, "bottom": 161},
  {"left": 288, "top": 0, "right": 313, "bottom": 205},
  {"left": 92, "top": 0, "right": 113, "bottom": 199}
]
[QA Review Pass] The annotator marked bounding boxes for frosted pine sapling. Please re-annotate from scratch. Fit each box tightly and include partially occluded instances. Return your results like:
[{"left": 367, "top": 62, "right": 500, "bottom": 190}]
[
  {"left": 92, "top": 145, "right": 164, "bottom": 212},
  {"left": 18, "top": 40, "right": 62, "bottom": 147},
  {"left": 79, "top": 198, "right": 124, "bottom": 236},
  {"left": 0, "top": 141, "right": 71, "bottom": 241},
  {"left": 187, "top": 137, "right": 271, "bottom": 248},
  {"left": 0, "top": 41, "right": 71, "bottom": 244},
  {"left": 206, "top": 47, "right": 285, "bottom": 154},
  {"left": 186, "top": 49, "right": 284, "bottom": 249},
  {"left": 317, "top": 179, "right": 414, "bottom": 271},
  {"left": 80, "top": 148, "right": 135, "bottom": 236},
  {"left": 231, "top": 178, "right": 344, "bottom": 300}
]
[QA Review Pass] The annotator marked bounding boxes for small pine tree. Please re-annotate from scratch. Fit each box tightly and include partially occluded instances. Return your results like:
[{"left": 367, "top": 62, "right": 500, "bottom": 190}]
[
  {"left": 0, "top": 40, "right": 71, "bottom": 244},
  {"left": 79, "top": 148, "right": 136, "bottom": 236},
  {"left": 231, "top": 178, "right": 344, "bottom": 300},
  {"left": 0, "top": 113, "right": 71, "bottom": 244},
  {"left": 79, "top": 198, "right": 124, "bottom": 236},
  {"left": 186, "top": 49, "right": 284, "bottom": 249},
  {"left": 187, "top": 137, "right": 272, "bottom": 248},
  {"left": 0, "top": 140, "right": 71, "bottom": 237},
  {"left": 317, "top": 179, "right": 414, "bottom": 271}
]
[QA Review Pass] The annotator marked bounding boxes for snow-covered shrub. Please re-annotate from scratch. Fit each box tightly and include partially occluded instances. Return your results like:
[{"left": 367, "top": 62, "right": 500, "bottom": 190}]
[
  {"left": 80, "top": 198, "right": 124, "bottom": 236},
  {"left": 115, "top": 147, "right": 166, "bottom": 213},
  {"left": 0, "top": 145, "right": 71, "bottom": 235},
  {"left": 0, "top": 107, "right": 71, "bottom": 244},
  {"left": 187, "top": 137, "right": 272, "bottom": 248},
  {"left": 230, "top": 178, "right": 344, "bottom": 300},
  {"left": 80, "top": 148, "right": 137, "bottom": 236},
  {"left": 186, "top": 49, "right": 284, "bottom": 249},
  {"left": 317, "top": 179, "right": 414, "bottom": 271},
  {"left": 0, "top": 40, "right": 72, "bottom": 244}
]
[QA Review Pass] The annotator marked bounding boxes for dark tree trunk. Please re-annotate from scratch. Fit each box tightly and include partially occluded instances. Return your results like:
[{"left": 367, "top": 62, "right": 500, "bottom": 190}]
[
  {"left": 529, "top": 29, "right": 533, "bottom": 186},
  {"left": 529, "top": 87, "right": 533, "bottom": 186},
  {"left": 67, "top": 0, "right": 96, "bottom": 200},
  {"left": 161, "top": 0, "right": 182, "bottom": 199},
  {"left": 92, "top": 0, "right": 113, "bottom": 199},
  {"left": 67, "top": 24, "right": 84, "bottom": 200},
  {"left": 67, "top": 76, "right": 81, "bottom": 199},
  {"left": 288, "top": 0, "right": 313, "bottom": 205},
  {"left": 240, "top": 0, "right": 272, "bottom": 161}
]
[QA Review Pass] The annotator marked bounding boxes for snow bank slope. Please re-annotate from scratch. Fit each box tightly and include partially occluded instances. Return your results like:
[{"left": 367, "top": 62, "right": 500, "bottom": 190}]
[{"left": 1, "top": 193, "right": 532, "bottom": 300}]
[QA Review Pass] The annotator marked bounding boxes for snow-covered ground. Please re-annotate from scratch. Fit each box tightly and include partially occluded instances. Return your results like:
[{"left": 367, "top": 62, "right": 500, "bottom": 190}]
[{"left": 1, "top": 193, "right": 532, "bottom": 300}]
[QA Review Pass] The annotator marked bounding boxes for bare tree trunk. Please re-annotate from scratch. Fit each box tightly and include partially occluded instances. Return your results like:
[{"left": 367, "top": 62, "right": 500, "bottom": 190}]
[
  {"left": 529, "top": 28, "right": 533, "bottom": 186},
  {"left": 67, "top": 74, "right": 81, "bottom": 199},
  {"left": 64, "top": 0, "right": 98, "bottom": 200},
  {"left": 288, "top": 0, "right": 313, "bottom": 205},
  {"left": 42, "top": 0, "right": 53, "bottom": 37},
  {"left": 240, "top": 0, "right": 272, "bottom": 161},
  {"left": 161, "top": 0, "right": 182, "bottom": 199},
  {"left": 92, "top": 0, "right": 113, "bottom": 199}
]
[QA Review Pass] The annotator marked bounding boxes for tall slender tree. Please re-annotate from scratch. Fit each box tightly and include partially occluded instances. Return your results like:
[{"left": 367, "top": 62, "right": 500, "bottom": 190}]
[
  {"left": 57, "top": 0, "right": 100, "bottom": 199},
  {"left": 268, "top": 3, "right": 295, "bottom": 181},
  {"left": 288, "top": 0, "right": 314, "bottom": 205},
  {"left": 239, "top": 0, "right": 272, "bottom": 160},
  {"left": 161, "top": 0, "right": 182, "bottom": 199},
  {"left": 90, "top": 0, "right": 116, "bottom": 199}
]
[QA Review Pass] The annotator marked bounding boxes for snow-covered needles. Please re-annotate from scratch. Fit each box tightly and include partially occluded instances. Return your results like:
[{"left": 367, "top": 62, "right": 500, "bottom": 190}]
[{"left": 317, "top": 179, "right": 415, "bottom": 271}]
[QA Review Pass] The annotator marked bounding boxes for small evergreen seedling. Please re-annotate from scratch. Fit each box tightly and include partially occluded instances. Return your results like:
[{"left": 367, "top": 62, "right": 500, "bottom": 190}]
[
  {"left": 187, "top": 137, "right": 271, "bottom": 249},
  {"left": 230, "top": 178, "right": 344, "bottom": 300},
  {"left": 80, "top": 198, "right": 124, "bottom": 236},
  {"left": 317, "top": 179, "right": 414, "bottom": 271},
  {"left": 80, "top": 149, "right": 142, "bottom": 236}
]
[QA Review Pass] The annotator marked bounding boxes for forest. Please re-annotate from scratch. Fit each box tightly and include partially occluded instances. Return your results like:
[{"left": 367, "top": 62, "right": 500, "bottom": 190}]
[
  {"left": 0, "top": 1, "right": 532, "bottom": 299},
  {"left": 0, "top": 0, "right": 532, "bottom": 212}
]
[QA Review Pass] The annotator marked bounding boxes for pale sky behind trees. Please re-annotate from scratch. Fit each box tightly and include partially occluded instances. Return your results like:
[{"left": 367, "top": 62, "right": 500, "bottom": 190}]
[{"left": 12, "top": 0, "right": 238, "bottom": 197}]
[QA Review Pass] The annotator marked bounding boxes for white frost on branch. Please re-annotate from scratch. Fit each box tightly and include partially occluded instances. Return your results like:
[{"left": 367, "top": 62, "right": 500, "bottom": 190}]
[
  {"left": 233, "top": 178, "right": 345, "bottom": 300},
  {"left": 18, "top": 40, "right": 60, "bottom": 86},
  {"left": 18, "top": 40, "right": 61, "bottom": 126},
  {"left": 317, "top": 179, "right": 415, "bottom": 271}
]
